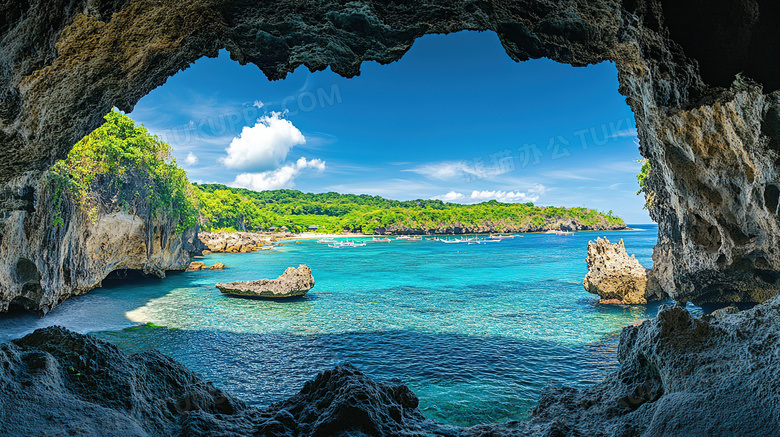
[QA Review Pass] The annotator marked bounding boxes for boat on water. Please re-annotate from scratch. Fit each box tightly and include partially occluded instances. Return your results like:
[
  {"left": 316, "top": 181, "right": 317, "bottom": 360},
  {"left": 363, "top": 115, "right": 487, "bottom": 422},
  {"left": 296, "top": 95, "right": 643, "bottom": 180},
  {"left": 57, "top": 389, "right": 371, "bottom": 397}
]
[
  {"left": 545, "top": 230, "right": 574, "bottom": 236},
  {"left": 328, "top": 241, "right": 367, "bottom": 248},
  {"left": 488, "top": 234, "right": 515, "bottom": 240},
  {"left": 317, "top": 238, "right": 337, "bottom": 244},
  {"left": 441, "top": 237, "right": 467, "bottom": 244},
  {"left": 396, "top": 236, "right": 422, "bottom": 241},
  {"left": 368, "top": 237, "right": 391, "bottom": 243}
]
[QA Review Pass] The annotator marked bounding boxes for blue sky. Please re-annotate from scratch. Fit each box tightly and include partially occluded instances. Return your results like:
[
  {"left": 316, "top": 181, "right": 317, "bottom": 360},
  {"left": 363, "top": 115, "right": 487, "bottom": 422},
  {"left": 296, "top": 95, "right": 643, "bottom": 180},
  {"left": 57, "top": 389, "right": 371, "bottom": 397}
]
[{"left": 129, "top": 31, "right": 650, "bottom": 223}]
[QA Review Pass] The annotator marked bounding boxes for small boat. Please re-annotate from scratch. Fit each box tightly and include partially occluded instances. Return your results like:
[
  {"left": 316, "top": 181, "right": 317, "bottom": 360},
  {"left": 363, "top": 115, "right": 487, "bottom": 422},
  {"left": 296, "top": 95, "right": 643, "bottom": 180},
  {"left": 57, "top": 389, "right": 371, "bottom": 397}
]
[
  {"left": 317, "top": 238, "right": 337, "bottom": 244},
  {"left": 328, "top": 241, "right": 366, "bottom": 248},
  {"left": 488, "top": 234, "right": 515, "bottom": 240},
  {"left": 396, "top": 236, "right": 422, "bottom": 241},
  {"left": 441, "top": 238, "right": 466, "bottom": 244},
  {"left": 368, "top": 237, "right": 391, "bottom": 243}
]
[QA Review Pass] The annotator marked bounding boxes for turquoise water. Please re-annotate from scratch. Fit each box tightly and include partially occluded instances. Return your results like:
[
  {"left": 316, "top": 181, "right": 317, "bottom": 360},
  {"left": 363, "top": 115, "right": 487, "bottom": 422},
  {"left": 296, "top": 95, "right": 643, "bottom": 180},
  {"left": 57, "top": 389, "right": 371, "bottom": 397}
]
[{"left": 0, "top": 226, "right": 663, "bottom": 426}]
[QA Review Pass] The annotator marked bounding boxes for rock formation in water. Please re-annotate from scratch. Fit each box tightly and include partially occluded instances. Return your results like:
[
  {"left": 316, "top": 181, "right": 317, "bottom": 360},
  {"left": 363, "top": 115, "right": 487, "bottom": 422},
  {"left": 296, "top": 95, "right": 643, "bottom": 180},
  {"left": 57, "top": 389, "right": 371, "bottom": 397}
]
[
  {"left": 216, "top": 265, "right": 315, "bottom": 298},
  {"left": 583, "top": 237, "right": 664, "bottom": 304},
  {"left": 198, "top": 231, "right": 274, "bottom": 254},
  {"left": 0, "top": 171, "right": 198, "bottom": 315},
  {"left": 2, "top": 0, "right": 779, "bottom": 304},
  {"left": 4, "top": 295, "right": 779, "bottom": 435}
]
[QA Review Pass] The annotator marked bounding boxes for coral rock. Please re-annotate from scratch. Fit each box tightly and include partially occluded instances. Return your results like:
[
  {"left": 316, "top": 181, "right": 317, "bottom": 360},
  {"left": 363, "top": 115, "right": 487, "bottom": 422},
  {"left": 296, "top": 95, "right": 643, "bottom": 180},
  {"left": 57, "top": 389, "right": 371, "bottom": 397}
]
[
  {"left": 216, "top": 265, "right": 314, "bottom": 299},
  {"left": 583, "top": 237, "right": 664, "bottom": 304}
]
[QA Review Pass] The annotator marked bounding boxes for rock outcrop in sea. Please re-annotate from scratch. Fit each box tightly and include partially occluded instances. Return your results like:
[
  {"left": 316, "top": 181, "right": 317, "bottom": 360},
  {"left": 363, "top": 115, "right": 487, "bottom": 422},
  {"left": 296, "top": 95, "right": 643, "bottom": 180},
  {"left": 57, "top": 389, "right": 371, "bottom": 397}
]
[
  {"left": 198, "top": 232, "right": 274, "bottom": 254},
  {"left": 4, "top": 295, "right": 779, "bottom": 435},
  {"left": 583, "top": 237, "right": 664, "bottom": 304},
  {"left": 216, "top": 265, "right": 315, "bottom": 298},
  {"left": 0, "top": 171, "right": 198, "bottom": 315}
]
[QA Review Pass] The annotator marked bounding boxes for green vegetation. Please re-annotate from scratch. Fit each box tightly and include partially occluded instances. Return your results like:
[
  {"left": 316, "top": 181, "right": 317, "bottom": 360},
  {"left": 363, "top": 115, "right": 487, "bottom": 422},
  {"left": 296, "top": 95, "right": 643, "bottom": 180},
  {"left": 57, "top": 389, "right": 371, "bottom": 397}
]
[
  {"left": 50, "top": 111, "right": 197, "bottom": 232},
  {"left": 54, "top": 112, "right": 625, "bottom": 235},
  {"left": 636, "top": 159, "right": 653, "bottom": 209},
  {"left": 636, "top": 159, "right": 650, "bottom": 194},
  {"left": 194, "top": 184, "right": 625, "bottom": 234}
]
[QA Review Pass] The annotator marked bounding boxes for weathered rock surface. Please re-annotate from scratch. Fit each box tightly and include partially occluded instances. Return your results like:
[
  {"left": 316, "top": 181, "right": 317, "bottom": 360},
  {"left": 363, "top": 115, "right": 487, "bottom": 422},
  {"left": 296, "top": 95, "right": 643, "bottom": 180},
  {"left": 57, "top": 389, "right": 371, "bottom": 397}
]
[
  {"left": 198, "top": 231, "right": 272, "bottom": 254},
  {"left": 4, "top": 296, "right": 780, "bottom": 436},
  {"left": 0, "top": 326, "right": 246, "bottom": 437},
  {"left": 216, "top": 265, "right": 315, "bottom": 298},
  {"left": 0, "top": 171, "right": 198, "bottom": 315},
  {"left": 584, "top": 237, "right": 664, "bottom": 304}
]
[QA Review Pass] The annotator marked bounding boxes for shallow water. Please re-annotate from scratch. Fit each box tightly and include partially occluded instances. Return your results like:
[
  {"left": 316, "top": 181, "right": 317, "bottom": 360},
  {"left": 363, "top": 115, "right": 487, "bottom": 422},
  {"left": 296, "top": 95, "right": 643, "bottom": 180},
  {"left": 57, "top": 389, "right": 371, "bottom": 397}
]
[{"left": 0, "top": 225, "right": 663, "bottom": 426}]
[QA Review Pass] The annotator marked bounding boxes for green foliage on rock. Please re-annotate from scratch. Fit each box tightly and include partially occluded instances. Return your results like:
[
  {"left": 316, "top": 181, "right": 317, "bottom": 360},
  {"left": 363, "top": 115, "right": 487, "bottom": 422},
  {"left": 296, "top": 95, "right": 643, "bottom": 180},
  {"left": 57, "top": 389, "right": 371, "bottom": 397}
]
[
  {"left": 636, "top": 159, "right": 653, "bottom": 209},
  {"left": 50, "top": 111, "right": 197, "bottom": 233},
  {"left": 194, "top": 184, "right": 625, "bottom": 234}
]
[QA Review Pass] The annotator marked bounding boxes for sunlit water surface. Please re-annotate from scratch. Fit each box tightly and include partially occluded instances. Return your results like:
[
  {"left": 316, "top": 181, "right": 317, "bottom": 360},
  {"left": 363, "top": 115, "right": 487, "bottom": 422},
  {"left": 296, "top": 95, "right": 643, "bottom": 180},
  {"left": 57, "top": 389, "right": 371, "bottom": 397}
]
[{"left": 0, "top": 225, "right": 663, "bottom": 426}]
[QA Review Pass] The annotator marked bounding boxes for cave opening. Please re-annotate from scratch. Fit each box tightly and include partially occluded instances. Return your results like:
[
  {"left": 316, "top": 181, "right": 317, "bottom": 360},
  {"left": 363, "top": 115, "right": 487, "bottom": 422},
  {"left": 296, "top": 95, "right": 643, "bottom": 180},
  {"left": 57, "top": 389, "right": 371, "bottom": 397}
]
[{"left": 16, "top": 30, "right": 660, "bottom": 426}]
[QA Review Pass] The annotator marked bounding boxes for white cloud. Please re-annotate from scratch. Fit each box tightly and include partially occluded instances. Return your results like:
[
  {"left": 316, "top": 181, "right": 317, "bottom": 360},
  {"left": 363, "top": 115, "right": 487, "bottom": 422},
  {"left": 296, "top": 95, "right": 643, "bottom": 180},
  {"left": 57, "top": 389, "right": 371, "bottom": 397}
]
[
  {"left": 432, "top": 184, "right": 546, "bottom": 204},
  {"left": 253, "top": 100, "right": 264, "bottom": 109},
  {"left": 404, "top": 161, "right": 478, "bottom": 181},
  {"left": 184, "top": 152, "right": 198, "bottom": 166},
  {"left": 221, "top": 112, "right": 306, "bottom": 172},
  {"left": 231, "top": 157, "right": 325, "bottom": 191},
  {"left": 607, "top": 127, "right": 638, "bottom": 139},
  {"left": 432, "top": 191, "right": 465, "bottom": 201},
  {"left": 469, "top": 190, "right": 539, "bottom": 203}
]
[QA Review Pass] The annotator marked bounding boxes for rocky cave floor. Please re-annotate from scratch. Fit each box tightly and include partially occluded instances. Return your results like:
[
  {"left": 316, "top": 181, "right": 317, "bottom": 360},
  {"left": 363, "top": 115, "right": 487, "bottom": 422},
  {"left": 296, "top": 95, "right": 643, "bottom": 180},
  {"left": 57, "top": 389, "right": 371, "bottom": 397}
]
[{"left": 1, "top": 294, "right": 779, "bottom": 436}]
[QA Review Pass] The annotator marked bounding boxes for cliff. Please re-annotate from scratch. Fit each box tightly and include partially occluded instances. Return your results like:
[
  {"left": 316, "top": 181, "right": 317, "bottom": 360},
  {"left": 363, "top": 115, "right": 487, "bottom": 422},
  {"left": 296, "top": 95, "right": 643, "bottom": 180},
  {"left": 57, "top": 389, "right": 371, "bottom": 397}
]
[
  {"left": 0, "top": 170, "right": 198, "bottom": 315},
  {"left": 3, "top": 295, "right": 779, "bottom": 435}
]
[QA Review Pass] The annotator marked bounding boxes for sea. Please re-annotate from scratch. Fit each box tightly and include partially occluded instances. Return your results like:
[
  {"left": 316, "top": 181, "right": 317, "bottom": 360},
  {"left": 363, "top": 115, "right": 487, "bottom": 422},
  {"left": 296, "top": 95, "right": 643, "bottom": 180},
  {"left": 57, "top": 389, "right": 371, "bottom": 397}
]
[{"left": 0, "top": 225, "right": 666, "bottom": 426}]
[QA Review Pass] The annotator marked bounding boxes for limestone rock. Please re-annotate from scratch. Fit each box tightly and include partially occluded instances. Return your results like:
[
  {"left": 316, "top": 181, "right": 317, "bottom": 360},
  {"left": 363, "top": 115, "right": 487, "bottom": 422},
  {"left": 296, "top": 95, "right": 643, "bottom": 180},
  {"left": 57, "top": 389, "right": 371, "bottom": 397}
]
[
  {"left": 198, "top": 232, "right": 271, "bottom": 254},
  {"left": 187, "top": 262, "right": 207, "bottom": 271},
  {"left": 216, "top": 265, "right": 314, "bottom": 299},
  {"left": 0, "top": 171, "right": 198, "bottom": 315},
  {"left": 209, "top": 262, "right": 225, "bottom": 270},
  {"left": 583, "top": 237, "right": 664, "bottom": 305},
  {"left": 0, "top": 326, "right": 245, "bottom": 437},
  {"left": 710, "top": 305, "right": 740, "bottom": 318}
]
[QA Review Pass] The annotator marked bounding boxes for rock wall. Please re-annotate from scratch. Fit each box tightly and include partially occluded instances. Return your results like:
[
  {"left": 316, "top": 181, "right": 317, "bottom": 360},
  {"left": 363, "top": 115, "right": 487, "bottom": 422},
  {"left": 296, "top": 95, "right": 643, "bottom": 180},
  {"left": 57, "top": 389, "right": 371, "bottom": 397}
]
[
  {"left": 3, "top": 295, "right": 779, "bottom": 435},
  {"left": 0, "top": 171, "right": 198, "bottom": 315},
  {"left": 2, "top": 0, "right": 780, "bottom": 303}
]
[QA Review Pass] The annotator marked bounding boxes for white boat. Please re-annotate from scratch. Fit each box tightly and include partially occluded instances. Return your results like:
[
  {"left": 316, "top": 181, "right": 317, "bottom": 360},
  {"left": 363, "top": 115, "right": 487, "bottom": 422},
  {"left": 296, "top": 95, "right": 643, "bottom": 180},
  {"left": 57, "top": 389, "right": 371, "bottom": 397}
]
[
  {"left": 441, "top": 238, "right": 466, "bottom": 244},
  {"left": 488, "top": 234, "right": 515, "bottom": 240},
  {"left": 328, "top": 241, "right": 366, "bottom": 248},
  {"left": 368, "top": 237, "right": 391, "bottom": 243},
  {"left": 317, "top": 238, "right": 337, "bottom": 244},
  {"left": 396, "top": 236, "right": 421, "bottom": 241}
]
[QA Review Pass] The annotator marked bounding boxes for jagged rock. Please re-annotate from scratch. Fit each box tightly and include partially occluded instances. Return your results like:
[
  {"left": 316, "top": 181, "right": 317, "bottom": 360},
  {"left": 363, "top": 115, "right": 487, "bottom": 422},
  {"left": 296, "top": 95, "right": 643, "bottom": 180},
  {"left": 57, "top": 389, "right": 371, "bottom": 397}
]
[
  {"left": 710, "top": 305, "right": 740, "bottom": 318},
  {"left": 187, "top": 262, "right": 207, "bottom": 271},
  {"left": 0, "top": 171, "right": 198, "bottom": 315},
  {"left": 209, "top": 262, "right": 225, "bottom": 270},
  {"left": 0, "top": 326, "right": 246, "bottom": 437},
  {"left": 216, "top": 265, "right": 314, "bottom": 299},
  {"left": 583, "top": 237, "right": 664, "bottom": 305},
  {"left": 198, "top": 232, "right": 272, "bottom": 254}
]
